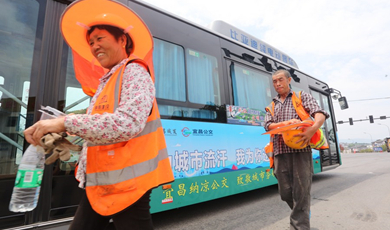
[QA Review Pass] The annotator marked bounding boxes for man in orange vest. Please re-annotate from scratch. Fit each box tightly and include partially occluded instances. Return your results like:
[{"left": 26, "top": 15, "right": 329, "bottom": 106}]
[
  {"left": 24, "top": 0, "right": 174, "bottom": 229},
  {"left": 264, "top": 69, "right": 329, "bottom": 230}
]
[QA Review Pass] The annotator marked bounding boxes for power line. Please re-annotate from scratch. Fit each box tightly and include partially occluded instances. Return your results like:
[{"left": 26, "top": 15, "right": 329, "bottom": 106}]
[
  {"left": 333, "top": 96, "right": 390, "bottom": 103},
  {"left": 349, "top": 96, "right": 390, "bottom": 102}
]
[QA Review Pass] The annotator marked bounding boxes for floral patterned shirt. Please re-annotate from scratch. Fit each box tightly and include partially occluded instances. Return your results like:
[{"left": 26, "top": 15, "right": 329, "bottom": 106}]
[{"left": 64, "top": 59, "right": 155, "bottom": 188}]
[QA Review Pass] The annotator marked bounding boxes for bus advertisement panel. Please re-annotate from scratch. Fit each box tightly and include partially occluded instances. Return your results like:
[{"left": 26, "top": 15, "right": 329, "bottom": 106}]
[
  {"left": 149, "top": 107, "right": 322, "bottom": 213},
  {"left": 150, "top": 118, "right": 277, "bottom": 213}
]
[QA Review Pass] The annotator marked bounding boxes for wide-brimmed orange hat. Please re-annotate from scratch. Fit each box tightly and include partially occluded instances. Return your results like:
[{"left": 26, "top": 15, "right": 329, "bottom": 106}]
[{"left": 60, "top": 0, "right": 154, "bottom": 96}]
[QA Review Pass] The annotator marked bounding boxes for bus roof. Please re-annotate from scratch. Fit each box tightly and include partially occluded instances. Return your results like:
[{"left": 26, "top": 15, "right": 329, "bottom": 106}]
[
  {"left": 133, "top": 0, "right": 300, "bottom": 70},
  {"left": 210, "top": 20, "right": 298, "bottom": 68}
]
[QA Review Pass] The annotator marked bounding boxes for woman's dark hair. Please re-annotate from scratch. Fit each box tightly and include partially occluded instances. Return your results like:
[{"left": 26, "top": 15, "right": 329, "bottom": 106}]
[{"left": 87, "top": 25, "right": 133, "bottom": 56}]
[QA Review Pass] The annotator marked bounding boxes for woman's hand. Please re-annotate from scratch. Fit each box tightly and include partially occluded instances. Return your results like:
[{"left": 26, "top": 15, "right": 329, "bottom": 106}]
[{"left": 24, "top": 116, "right": 66, "bottom": 146}]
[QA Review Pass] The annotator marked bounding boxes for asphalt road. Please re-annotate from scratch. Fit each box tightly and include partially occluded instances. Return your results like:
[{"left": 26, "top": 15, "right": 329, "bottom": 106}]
[
  {"left": 46, "top": 152, "right": 390, "bottom": 230},
  {"left": 152, "top": 152, "right": 390, "bottom": 230}
]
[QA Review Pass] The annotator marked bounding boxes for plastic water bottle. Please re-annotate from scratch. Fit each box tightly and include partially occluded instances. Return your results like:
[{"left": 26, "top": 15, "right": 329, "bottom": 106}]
[{"left": 9, "top": 145, "right": 45, "bottom": 212}]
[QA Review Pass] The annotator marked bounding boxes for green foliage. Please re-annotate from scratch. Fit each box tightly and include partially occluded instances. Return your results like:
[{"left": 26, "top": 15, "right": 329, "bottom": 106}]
[
  {"left": 66, "top": 109, "right": 87, "bottom": 114},
  {"left": 359, "top": 148, "right": 373, "bottom": 153}
]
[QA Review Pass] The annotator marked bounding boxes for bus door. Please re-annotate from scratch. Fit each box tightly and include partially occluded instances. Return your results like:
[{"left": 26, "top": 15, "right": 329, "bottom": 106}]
[
  {"left": 47, "top": 47, "right": 87, "bottom": 221},
  {"left": 310, "top": 90, "right": 340, "bottom": 169},
  {"left": 0, "top": 0, "right": 85, "bottom": 228},
  {"left": 0, "top": 0, "right": 46, "bottom": 228}
]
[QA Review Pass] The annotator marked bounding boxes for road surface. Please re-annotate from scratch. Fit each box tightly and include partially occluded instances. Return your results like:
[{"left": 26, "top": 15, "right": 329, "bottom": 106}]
[{"left": 152, "top": 152, "right": 390, "bottom": 230}]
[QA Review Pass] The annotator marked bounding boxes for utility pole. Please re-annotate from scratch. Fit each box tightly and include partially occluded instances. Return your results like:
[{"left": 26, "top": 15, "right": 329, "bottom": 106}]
[
  {"left": 363, "top": 132, "right": 373, "bottom": 146},
  {"left": 378, "top": 123, "right": 390, "bottom": 136}
]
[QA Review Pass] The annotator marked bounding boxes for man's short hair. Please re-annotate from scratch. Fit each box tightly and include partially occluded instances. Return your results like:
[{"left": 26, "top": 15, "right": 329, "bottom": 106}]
[{"left": 272, "top": 69, "right": 291, "bottom": 79}]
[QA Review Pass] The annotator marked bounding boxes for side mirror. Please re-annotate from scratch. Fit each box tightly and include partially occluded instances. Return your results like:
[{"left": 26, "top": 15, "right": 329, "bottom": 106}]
[
  {"left": 326, "top": 88, "right": 348, "bottom": 110},
  {"left": 338, "top": 96, "right": 349, "bottom": 110}
]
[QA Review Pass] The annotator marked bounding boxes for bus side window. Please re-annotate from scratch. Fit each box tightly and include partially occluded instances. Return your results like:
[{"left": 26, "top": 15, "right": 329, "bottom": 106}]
[
  {"left": 153, "top": 39, "right": 218, "bottom": 120},
  {"left": 64, "top": 52, "right": 90, "bottom": 114},
  {"left": 230, "top": 62, "right": 272, "bottom": 111},
  {"left": 153, "top": 38, "right": 186, "bottom": 102},
  {"left": 186, "top": 49, "right": 220, "bottom": 106},
  {"left": 0, "top": 0, "right": 40, "bottom": 175},
  {"left": 153, "top": 38, "right": 187, "bottom": 118},
  {"left": 55, "top": 50, "right": 90, "bottom": 173},
  {"left": 291, "top": 85, "right": 304, "bottom": 95}
]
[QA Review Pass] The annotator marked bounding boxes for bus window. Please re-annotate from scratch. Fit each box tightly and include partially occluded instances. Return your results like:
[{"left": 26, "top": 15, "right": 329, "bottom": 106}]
[
  {"left": 46, "top": 48, "right": 88, "bottom": 220},
  {"left": 56, "top": 50, "right": 90, "bottom": 171},
  {"left": 0, "top": 0, "right": 39, "bottom": 176},
  {"left": 63, "top": 53, "right": 90, "bottom": 114},
  {"left": 230, "top": 62, "right": 272, "bottom": 110},
  {"left": 186, "top": 49, "right": 221, "bottom": 106},
  {"left": 291, "top": 85, "right": 304, "bottom": 94},
  {"left": 311, "top": 90, "right": 338, "bottom": 166},
  {"left": 153, "top": 39, "right": 218, "bottom": 120},
  {"left": 321, "top": 93, "right": 339, "bottom": 164},
  {"left": 153, "top": 38, "right": 186, "bottom": 102}
]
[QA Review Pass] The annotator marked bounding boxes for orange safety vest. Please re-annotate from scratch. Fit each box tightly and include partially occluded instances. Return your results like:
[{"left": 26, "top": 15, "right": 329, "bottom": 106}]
[
  {"left": 84, "top": 59, "right": 174, "bottom": 216},
  {"left": 264, "top": 91, "right": 329, "bottom": 168}
]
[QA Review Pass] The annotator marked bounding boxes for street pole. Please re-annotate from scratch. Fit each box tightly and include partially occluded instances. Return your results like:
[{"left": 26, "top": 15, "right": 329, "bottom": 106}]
[{"left": 377, "top": 123, "right": 390, "bottom": 137}]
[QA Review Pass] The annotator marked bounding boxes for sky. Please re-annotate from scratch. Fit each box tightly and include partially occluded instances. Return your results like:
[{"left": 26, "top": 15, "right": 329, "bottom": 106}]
[{"left": 141, "top": 0, "right": 390, "bottom": 144}]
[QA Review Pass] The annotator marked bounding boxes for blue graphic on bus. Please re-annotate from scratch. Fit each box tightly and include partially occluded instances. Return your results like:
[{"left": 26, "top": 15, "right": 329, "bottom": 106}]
[{"left": 162, "top": 120, "right": 270, "bottom": 179}]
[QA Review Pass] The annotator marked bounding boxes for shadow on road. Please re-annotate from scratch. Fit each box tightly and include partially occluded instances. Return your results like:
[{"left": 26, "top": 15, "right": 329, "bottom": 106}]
[
  {"left": 311, "top": 169, "right": 376, "bottom": 205},
  {"left": 152, "top": 184, "right": 279, "bottom": 229}
]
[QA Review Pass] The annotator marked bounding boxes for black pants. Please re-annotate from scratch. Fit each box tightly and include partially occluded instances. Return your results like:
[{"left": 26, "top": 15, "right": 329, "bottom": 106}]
[
  {"left": 69, "top": 190, "right": 153, "bottom": 230},
  {"left": 274, "top": 152, "right": 313, "bottom": 230}
]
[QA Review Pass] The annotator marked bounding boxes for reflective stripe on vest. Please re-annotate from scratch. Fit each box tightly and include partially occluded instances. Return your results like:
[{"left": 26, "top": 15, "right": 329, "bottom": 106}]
[
  {"left": 113, "top": 64, "right": 123, "bottom": 110},
  {"left": 135, "top": 118, "right": 162, "bottom": 138},
  {"left": 86, "top": 148, "right": 168, "bottom": 187}
]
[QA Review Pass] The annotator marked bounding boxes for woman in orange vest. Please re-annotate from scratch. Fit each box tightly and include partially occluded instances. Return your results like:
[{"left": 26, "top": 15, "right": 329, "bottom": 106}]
[{"left": 23, "top": 0, "right": 174, "bottom": 229}]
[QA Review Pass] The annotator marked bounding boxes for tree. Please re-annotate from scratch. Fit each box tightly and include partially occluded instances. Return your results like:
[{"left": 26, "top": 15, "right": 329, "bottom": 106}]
[{"left": 359, "top": 148, "right": 373, "bottom": 153}]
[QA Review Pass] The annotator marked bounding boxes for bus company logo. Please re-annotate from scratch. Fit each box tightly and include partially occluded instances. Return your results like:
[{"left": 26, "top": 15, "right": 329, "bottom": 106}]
[
  {"left": 192, "top": 128, "right": 214, "bottom": 136},
  {"left": 163, "top": 128, "right": 177, "bottom": 136},
  {"left": 181, "top": 127, "right": 191, "bottom": 137},
  {"left": 95, "top": 95, "right": 109, "bottom": 111},
  {"left": 99, "top": 95, "right": 108, "bottom": 104}
]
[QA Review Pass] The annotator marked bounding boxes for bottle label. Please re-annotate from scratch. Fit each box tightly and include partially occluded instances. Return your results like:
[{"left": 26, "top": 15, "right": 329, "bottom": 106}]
[{"left": 14, "top": 169, "right": 44, "bottom": 188}]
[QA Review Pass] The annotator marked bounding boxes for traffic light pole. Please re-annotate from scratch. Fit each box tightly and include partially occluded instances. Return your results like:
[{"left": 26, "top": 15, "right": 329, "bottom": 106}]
[{"left": 337, "top": 116, "right": 390, "bottom": 125}]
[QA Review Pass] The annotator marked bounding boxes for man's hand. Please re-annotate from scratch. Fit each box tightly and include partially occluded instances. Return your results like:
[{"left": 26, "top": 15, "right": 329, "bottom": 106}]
[
  {"left": 294, "top": 113, "right": 327, "bottom": 147},
  {"left": 294, "top": 126, "right": 317, "bottom": 147},
  {"left": 24, "top": 117, "right": 66, "bottom": 146}
]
